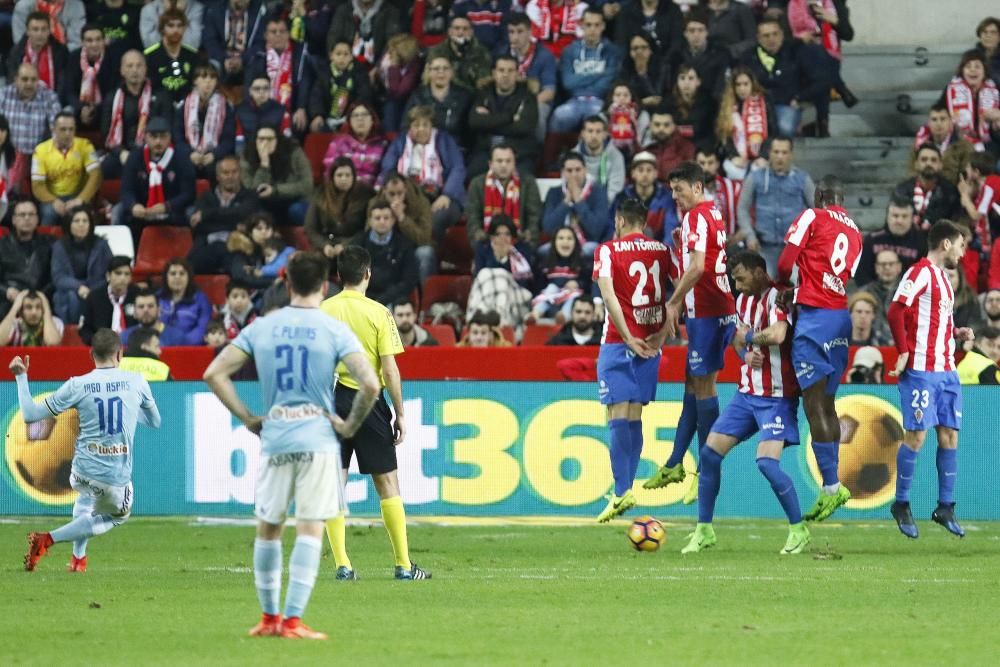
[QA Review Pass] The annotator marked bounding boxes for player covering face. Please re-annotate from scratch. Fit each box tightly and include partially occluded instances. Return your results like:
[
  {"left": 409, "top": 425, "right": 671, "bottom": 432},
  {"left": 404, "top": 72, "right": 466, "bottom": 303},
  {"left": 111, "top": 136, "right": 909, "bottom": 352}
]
[{"left": 681, "top": 252, "right": 810, "bottom": 555}]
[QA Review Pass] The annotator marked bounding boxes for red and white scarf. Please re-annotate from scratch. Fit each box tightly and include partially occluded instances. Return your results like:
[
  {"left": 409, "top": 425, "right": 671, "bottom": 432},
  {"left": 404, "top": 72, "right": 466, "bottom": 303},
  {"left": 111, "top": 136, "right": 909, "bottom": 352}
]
[
  {"left": 266, "top": 47, "right": 293, "bottom": 109},
  {"left": 732, "top": 95, "right": 768, "bottom": 159},
  {"left": 79, "top": 50, "right": 104, "bottom": 105},
  {"left": 398, "top": 129, "right": 444, "bottom": 193},
  {"left": 225, "top": 9, "right": 247, "bottom": 56},
  {"left": 911, "top": 180, "right": 935, "bottom": 230},
  {"left": 108, "top": 81, "right": 152, "bottom": 149},
  {"left": 483, "top": 170, "right": 522, "bottom": 231},
  {"left": 144, "top": 145, "right": 174, "bottom": 208},
  {"left": 707, "top": 175, "right": 740, "bottom": 234},
  {"left": 24, "top": 42, "right": 54, "bottom": 90},
  {"left": 36, "top": 0, "right": 66, "bottom": 45},
  {"left": 184, "top": 91, "right": 226, "bottom": 152},
  {"left": 507, "top": 246, "right": 534, "bottom": 283},
  {"left": 792, "top": 0, "right": 840, "bottom": 60},
  {"left": 109, "top": 286, "right": 126, "bottom": 333},
  {"left": 608, "top": 102, "right": 639, "bottom": 153},
  {"left": 561, "top": 174, "right": 594, "bottom": 246},
  {"left": 913, "top": 124, "right": 954, "bottom": 152},
  {"left": 513, "top": 40, "right": 537, "bottom": 77},
  {"left": 532, "top": 0, "right": 579, "bottom": 41},
  {"left": 945, "top": 75, "right": 1000, "bottom": 149}
]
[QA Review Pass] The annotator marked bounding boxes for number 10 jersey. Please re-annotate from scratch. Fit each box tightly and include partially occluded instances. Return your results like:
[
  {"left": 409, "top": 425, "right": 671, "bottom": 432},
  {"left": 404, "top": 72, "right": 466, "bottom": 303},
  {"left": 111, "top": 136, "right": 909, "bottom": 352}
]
[{"left": 593, "top": 232, "right": 671, "bottom": 345}]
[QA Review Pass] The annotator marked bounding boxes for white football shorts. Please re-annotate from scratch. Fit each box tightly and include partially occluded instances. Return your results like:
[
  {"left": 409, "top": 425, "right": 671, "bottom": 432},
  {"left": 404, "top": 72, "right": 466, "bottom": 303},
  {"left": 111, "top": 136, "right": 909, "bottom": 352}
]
[
  {"left": 70, "top": 472, "right": 134, "bottom": 520},
  {"left": 254, "top": 451, "right": 345, "bottom": 524}
]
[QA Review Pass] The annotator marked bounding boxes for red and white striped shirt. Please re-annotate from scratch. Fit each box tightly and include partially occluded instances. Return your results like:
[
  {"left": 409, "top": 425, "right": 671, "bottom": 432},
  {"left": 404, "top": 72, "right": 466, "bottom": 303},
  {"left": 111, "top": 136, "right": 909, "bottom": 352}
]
[
  {"left": 678, "top": 200, "right": 736, "bottom": 319},
  {"left": 974, "top": 173, "right": 1000, "bottom": 250},
  {"left": 706, "top": 174, "right": 740, "bottom": 237},
  {"left": 736, "top": 285, "right": 798, "bottom": 397},
  {"left": 891, "top": 258, "right": 956, "bottom": 372},
  {"left": 784, "top": 205, "right": 863, "bottom": 310}
]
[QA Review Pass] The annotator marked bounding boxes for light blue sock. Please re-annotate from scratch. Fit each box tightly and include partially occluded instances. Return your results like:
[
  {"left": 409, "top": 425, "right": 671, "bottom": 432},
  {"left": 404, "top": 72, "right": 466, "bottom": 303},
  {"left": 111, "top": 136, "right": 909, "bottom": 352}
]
[
  {"left": 50, "top": 513, "right": 118, "bottom": 544},
  {"left": 608, "top": 418, "right": 633, "bottom": 496},
  {"left": 756, "top": 457, "right": 802, "bottom": 523},
  {"left": 253, "top": 538, "right": 282, "bottom": 616},
  {"left": 695, "top": 396, "right": 720, "bottom": 448},
  {"left": 628, "top": 420, "right": 643, "bottom": 485},
  {"left": 936, "top": 447, "right": 958, "bottom": 505},
  {"left": 895, "top": 445, "right": 919, "bottom": 503},
  {"left": 70, "top": 495, "right": 95, "bottom": 558},
  {"left": 697, "top": 447, "right": 723, "bottom": 524},
  {"left": 283, "top": 535, "right": 322, "bottom": 620},
  {"left": 812, "top": 441, "right": 840, "bottom": 488},
  {"left": 666, "top": 393, "right": 698, "bottom": 467}
]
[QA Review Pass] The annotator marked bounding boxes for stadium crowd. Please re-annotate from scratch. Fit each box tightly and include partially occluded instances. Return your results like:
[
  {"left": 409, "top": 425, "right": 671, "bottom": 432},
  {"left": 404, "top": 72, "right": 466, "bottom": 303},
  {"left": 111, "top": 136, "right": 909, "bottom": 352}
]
[{"left": 0, "top": 0, "right": 999, "bottom": 383}]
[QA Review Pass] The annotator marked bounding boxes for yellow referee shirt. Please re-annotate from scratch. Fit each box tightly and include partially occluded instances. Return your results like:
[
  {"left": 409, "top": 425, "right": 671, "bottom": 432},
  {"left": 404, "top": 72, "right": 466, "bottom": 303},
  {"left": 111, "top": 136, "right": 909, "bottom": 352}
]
[
  {"left": 31, "top": 137, "right": 100, "bottom": 197},
  {"left": 321, "top": 289, "right": 404, "bottom": 390}
]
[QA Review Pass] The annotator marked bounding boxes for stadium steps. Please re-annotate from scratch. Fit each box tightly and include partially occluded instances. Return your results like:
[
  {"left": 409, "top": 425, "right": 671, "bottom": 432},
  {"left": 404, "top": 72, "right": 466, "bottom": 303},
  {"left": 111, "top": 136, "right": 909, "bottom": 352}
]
[{"left": 839, "top": 45, "right": 966, "bottom": 93}]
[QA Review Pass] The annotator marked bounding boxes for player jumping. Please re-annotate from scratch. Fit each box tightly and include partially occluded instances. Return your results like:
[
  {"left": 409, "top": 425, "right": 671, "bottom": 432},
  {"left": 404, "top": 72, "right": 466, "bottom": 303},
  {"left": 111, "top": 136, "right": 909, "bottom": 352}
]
[
  {"left": 594, "top": 198, "right": 670, "bottom": 522},
  {"left": 645, "top": 162, "right": 736, "bottom": 504},
  {"left": 13, "top": 328, "right": 161, "bottom": 573},
  {"left": 775, "top": 175, "right": 862, "bottom": 522},
  {"left": 682, "top": 252, "right": 809, "bottom": 555},
  {"left": 886, "top": 220, "right": 974, "bottom": 538},
  {"left": 204, "top": 251, "right": 380, "bottom": 640}
]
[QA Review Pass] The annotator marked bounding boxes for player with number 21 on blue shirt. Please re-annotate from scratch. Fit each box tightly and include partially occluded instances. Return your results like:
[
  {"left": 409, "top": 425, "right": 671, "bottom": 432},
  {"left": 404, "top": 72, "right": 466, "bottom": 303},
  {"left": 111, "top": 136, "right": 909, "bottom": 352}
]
[
  {"left": 14, "top": 328, "right": 161, "bottom": 573},
  {"left": 203, "top": 251, "right": 380, "bottom": 641}
]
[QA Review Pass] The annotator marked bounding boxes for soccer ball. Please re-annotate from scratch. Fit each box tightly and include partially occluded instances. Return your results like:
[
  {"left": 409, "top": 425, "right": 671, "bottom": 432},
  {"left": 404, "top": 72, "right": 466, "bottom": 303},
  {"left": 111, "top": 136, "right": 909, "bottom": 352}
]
[
  {"left": 627, "top": 516, "right": 665, "bottom": 552},
  {"left": 4, "top": 401, "right": 78, "bottom": 504}
]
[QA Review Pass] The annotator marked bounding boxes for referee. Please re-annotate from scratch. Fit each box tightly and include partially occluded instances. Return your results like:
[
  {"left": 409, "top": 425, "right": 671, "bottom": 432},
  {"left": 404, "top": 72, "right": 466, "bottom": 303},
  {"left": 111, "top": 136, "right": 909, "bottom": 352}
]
[{"left": 321, "top": 240, "right": 430, "bottom": 581}]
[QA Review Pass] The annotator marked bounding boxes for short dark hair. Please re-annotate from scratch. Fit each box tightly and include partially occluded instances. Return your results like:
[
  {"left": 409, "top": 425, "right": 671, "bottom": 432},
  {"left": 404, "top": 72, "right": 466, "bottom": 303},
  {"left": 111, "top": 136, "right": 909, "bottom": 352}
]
[
  {"left": 729, "top": 251, "right": 768, "bottom": 274},
  {"left": 91, "top": 328, "right": 121, "bottom": 362},
  {"left": 367, "top": 195, "right": 392, "bottom": 218},
  {"left": 956, "top": 49, "right": 988, "bottom": 78},
  {"left": 158, "top": 8, "right": 188, "bottom": 32},
  {"left": 815, "top": 174, "right": 845, "bottom": 208},
  {"left": 81, "top": 23, "right": 103, "bottom": 40},
  {"left": 383, "top": 171, "right": 407, "bottom": 188},
  {"left": 61, "top": 205, "right": 96, "bottom": 242},
  {"left": 928, "top": 220, "right": 966, "bottom": 251},
  {"left": 205, "top": 320, "right": 226, "bottom": 336},
  {"left": 684, "top": 8, "right": 711, "bottom": 29},
  {"left": 487, "top": 214, "right": 517, "bottom": 237},
  {"left": 888, "top": 193, "right": 914, "bottom": 211},
  {"left": 493, "top": 54, "right": 518, "bottom": 70},
  {"left": 193, "top": 63, "right": 220, "bottom": 80},
  {"left": 507, "top": 13, "right": 531, "bottom": 29},
  {"left": 968, "top": 151, "right": 996, "bottom": 176},
  {"left": 53, "top": 110, "right": 75, "bottom": 126},
  {"left": 107, "top": 255, "right": 132, "bottom": 273},
  {"left": 768, "top": 136, "right": 794, "bottom": 152},
  {"left": 929, "top": 102, "right": 949, "bottom": 115},
  {"left": 160, "top": 258, "right": 195, "bottom": 300},
  {"left": 573, "top": 295, "right": 595, "bottom": 309},
  {"left": 226, "top": 280, "right": 251, "bottom": 297},
  {"left": 615, "top": 198, "right": 648, "bottom": 229},
  {"left": 25, "top": 11, "right": 50, "bottom": 27},
  {"left": 582, "top": 7, "right": 604, "bottom": 22},
  {"left": 489, "top": 143, "right": 516, "bottom": 161},
  {"left": 978, "top": 326, "right": 1000, "bottom": 340},
  {"left": 561, "top": 151, "right": 585, "bottom": 170},
  {"left": 286, "top": 251, "right": 328, "bottom": 296},
  {"left": 757, "top": 16, "right": 783, "bottom": 32},
  {"left": 583, "top": 115, "right": 607, "bottom": 129},
  {"left": 392, "top": 298, "right": 417, "bottom": 312},
  {"left": 337, "top": 246, "right": 371, "bottom": 286},
  {"left": 668, "top": 161, "right": 706, "bottom": 186},
  {"left": 469, "top": 309, "right": 500, "bottom": 327},
  {"left": 126, "top": 327, "right": 160, "bottom": 356},
  {"left": 977, "top": 17, "right": 1000, "bottom": 38},
  {"left": 915, "top": 142, "right": 942, "bottom": 159},
  {"left": 134, "top": 287, "right": 158, "bottom": 304}
]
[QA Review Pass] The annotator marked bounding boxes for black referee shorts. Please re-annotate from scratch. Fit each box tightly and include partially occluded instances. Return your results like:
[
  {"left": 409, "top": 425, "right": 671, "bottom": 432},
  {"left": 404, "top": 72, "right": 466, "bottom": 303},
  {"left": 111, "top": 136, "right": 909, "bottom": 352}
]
[{"left": 334, "top": 384, "right": 397, "bottom": 475}]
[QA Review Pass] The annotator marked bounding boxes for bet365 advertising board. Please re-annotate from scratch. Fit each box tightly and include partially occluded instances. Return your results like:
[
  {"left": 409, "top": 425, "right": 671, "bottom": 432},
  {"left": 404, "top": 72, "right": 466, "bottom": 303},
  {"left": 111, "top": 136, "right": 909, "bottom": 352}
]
[{"left": 2, "top": 382, "right": 996, "bottom": 519}]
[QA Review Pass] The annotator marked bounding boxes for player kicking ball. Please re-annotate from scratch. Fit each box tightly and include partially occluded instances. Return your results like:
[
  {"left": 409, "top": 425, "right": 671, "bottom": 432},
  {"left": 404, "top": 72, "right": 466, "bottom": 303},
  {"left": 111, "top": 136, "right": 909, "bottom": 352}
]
[
  {"left": 886, "top": 221, "right": 974, "bottom": 538},
  {"left": 204, "top": 252, "right": 380, "bottom": 640},
  {"left": 645, "top": 162, "right": 736, "bottom": 504},
  {"left": 682, "top": 253, "right": 809, "bottom": 555},
  {"left": 12, "top": 329, "right": 161, "bottom": 573},
  {"left": 776, "top": 176, "right": 862, "bottom": 522},
  {"left": 593, "top": 198, "right": 670, "bottom": 522}
]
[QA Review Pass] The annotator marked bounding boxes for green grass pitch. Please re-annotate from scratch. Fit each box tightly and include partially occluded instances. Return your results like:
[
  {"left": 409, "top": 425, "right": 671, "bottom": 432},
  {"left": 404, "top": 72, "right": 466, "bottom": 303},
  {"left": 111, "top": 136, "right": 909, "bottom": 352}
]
[{"left": 2, "top": 517, "right": 998, "bottom": 666}]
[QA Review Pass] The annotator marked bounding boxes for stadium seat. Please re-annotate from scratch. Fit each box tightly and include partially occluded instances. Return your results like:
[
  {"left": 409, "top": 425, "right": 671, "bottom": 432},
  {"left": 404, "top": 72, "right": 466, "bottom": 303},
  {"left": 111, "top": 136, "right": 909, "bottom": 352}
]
[
  {"left": 542, "top": 131, "right": 579, "bottom": 172},
  {"left": 439, "top": 223, "right": 472, "bottom": 274},
  {"left": 36, "top": 226, "right": 63, "bottom": 239},
  {"left": 93, "top": 225, "right": 135, "bottom": 260},
  {"left": 61, "top": 324, "right": 84, "bottom": 346},
  {"left": 423, "top": 323, "right": 456, "bottom": 346},
  {"left": 304, "top": 132, "right": 335, "bottom": 183},
  {"left": 194, "top": 274, "right": 229, "bottom": 306},
  {"left": 536, "top": 178, "right": 561, "bottom": 203},
  {"left": 421, "top": 275, "right": 472, "bottom": 316},
  {"left": 133, "top": 226, "right": 193, "bottom": 279},
  {"left": 195, "top": 179, "right": 211, "bottom": 200},
  {"left": 99, "top": 179, "right": 121, "bottom": 205},
  {"left": 521, "top": 324, "right": 560, "bottom": 346},
  {"left": 279, "top": 225, "right": 310, "bottom": 250}
]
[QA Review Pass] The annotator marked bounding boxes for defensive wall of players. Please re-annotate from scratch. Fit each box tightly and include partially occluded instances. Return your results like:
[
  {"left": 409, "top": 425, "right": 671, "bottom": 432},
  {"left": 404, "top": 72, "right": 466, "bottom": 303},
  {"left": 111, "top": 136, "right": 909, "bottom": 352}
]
[{"left": 3, "top": 381, "right": 997, "bottom": 520}]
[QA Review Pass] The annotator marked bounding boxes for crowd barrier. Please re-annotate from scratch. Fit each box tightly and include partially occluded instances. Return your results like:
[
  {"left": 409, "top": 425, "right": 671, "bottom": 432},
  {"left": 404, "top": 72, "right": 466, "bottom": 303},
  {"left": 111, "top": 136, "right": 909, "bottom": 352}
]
[{"left": 3, "top": 381, "right": 996, "bottom": 519}]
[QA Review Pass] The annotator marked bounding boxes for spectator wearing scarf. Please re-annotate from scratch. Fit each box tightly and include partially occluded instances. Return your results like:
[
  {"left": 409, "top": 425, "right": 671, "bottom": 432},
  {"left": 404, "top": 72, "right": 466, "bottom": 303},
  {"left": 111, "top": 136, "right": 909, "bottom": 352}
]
[
  {"left": 525, "top": 0, "right": 584, "bottom": 60},
  {"left": 9, "top": 11, "right": 68, "bottom": 94},
  {"left": 179, "top": 64, "right": 236, "bottom": 179},
  {"left": 65, "top": 24, "right": 118, "bottom": 129},
  {"left": 941, "top": 50, "right": 1000, "bottom": 151},
  {"left": 380, "top": 105, "right": 466, "bottom": 242},
  {"left": 13, "top": 0, "right": 87, "bottom": 51},
  {"left": 717, "top": 67, "right": 775, "bottom": 181},
  {"left": 466, "top": 143, "right": 542, "bottom": 247},
  {"left": 326, "top": 0, "right": 401, "bottom": 67},
  {"left": 542, "top": 151, "right": 610, "bottom": 258},
  {"left": 244, "top": 17, "right": 313, "bottom": 128},
  {"left": 308, "top": 40, "right": 374, "bottom": 133}
]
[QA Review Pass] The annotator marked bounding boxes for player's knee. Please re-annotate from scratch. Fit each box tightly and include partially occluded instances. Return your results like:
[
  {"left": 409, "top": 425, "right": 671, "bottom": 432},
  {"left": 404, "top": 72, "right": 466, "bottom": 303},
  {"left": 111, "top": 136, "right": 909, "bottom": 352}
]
[
  {"left": 936, "top": 428, "right": 959, "bottom": 449},
  {"left": 111, "top": 511, "right": 131, "bottom": 526},
  {"left": 373, "top": 472, "right": 400, "bottom": 499},
  {"left": 903, "top": 431, "right": 926, "bottom": 451}
]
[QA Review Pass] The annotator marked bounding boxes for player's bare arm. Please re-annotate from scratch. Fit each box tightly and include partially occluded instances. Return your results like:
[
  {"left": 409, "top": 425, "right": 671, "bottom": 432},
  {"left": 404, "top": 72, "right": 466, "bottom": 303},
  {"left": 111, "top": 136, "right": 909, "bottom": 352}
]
[
  {"left": 597, "top": 274, "right": 655, "bottom": 358},
  {"left": 333, "top": 351, "right": 380, "bottom": 438},
  {"left": 749, "top": 320, "right": 790, "bottom": 347},
  {"left": 380, "top": 353, "right": 407, "bottom": 445},
  {"left": 203, "top": 345, "right": 262, "bottom": 435}
]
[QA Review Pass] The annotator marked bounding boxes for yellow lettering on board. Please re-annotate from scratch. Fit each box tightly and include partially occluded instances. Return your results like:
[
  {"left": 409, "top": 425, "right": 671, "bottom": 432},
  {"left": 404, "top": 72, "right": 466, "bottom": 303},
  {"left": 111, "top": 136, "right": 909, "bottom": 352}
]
[
  {"left": 440, "top": 399, "right": 520, "bottom": 505},
  {"left": 523, "top": 400, "right": 609, "bottom": 505}
]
